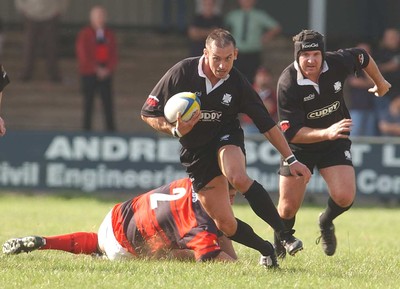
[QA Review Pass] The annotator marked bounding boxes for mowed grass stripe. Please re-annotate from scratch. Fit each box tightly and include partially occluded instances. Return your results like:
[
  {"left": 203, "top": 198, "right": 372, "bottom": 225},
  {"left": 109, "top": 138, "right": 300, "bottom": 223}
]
[{"left": 0, "top": 194, "right": 398, "bottom": 289}]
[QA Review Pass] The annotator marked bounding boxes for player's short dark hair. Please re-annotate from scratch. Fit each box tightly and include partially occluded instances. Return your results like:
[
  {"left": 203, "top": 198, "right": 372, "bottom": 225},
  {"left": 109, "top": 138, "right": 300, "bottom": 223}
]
[{"left": 206, "top": 28, "right": 236, "bottom": 49}]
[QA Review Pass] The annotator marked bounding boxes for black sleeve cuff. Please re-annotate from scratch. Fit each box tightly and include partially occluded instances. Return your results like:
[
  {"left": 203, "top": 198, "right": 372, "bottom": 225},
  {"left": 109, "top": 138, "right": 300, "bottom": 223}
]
[{"left": 0, "top": 65, "right": 10, "bottom": 92}]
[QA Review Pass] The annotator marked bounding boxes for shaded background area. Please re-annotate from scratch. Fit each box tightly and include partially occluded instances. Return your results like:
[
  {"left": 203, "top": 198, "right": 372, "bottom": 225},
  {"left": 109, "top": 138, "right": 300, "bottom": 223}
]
[{"left": 0, "top": 0, "right": 399, "bottom": 133}]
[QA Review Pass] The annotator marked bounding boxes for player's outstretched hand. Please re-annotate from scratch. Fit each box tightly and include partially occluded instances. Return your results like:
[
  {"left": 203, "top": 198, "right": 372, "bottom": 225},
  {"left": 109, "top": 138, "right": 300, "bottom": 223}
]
[
  {"left": 325, "top": 118, "right": 352, "bottom": 140},
  {"left": 0, "top": 116, "right": 6, "bottom": 136},
  {"left": 175, "top": 110, "right": 201, "bottom": 137},
  {"left": 289, "top": 161, "right": 311, "bottom": 184},
  {"left": 368, "top": 80, "right": 391, "bottom": 97}
]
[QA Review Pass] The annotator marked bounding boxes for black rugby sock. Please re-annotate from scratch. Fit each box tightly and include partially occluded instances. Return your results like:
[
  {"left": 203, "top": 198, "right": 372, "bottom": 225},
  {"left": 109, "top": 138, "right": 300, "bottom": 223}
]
[
  {"left": 229, "top": 218, "right": 274, "bottom": 256},
  {"left": 274, "top": 216, "right": 296, "bottom": 244},
  {"left": 243, "top": 180, "right": 285, "bottom": 232},
  {"left": 320, "top": 197, "right": 353, "bottom": 227}
]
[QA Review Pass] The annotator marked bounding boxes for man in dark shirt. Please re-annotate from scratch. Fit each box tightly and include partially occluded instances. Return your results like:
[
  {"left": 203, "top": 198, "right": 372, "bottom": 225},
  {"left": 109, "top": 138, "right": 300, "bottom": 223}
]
[
  {"left": 276, "top": 30, "right": 391, "bottom": 257},
  {"left": 0, "top": 64, "right": 10, "bottom": 136},
  {"left": 188, "top": 0, "right": 223, "bottom": 57},
  {"left": 141, "top": 28, "right": 311, "bottom": 268}
]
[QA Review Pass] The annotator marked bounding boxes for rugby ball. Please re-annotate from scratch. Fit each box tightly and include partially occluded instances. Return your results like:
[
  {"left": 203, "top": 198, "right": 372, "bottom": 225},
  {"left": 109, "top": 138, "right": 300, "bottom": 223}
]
[{"left": 164, "top": 92, "right": 201, "bottom": 124}]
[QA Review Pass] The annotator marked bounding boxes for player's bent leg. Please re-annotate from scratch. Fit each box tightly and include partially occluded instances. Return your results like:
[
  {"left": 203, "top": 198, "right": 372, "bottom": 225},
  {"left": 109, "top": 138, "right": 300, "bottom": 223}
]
[
  {"left": 218, "top": 235, "right": 237, "bottom": 260},
  {"left": 196, "top": 175, "right": 237, "bottom": 236},
  {"left": 219, "top": 145, "right": 301, "bottom": 255},
  {"left": 320, "top": 165, "right": 356, "bottom": 208},
  {"left": 218, "top": 145, "right": 253, "bottom": 192},
  {"left": 98, "top": 210, "right": 135, "bottom": 260},
  {"left": 2, "top": 236, "right": 45, "bottom": 255},
  {"left": 274, "top": 175, "right": 307, "bottom": 258},
  {"left": 317, "top": 165, "right": 356, "bottom": 256},
  {"left": 42, "top": 232, "right": 98, "bottom": 255},
  {"left": 213, "top": 251, "right": 236, "bottom": 262},
  {"left": 278, "top": 175, "right": 307, "bottom": 219},
  {"left": 197, "top": 176, "right": 278, "bottom": 267}
]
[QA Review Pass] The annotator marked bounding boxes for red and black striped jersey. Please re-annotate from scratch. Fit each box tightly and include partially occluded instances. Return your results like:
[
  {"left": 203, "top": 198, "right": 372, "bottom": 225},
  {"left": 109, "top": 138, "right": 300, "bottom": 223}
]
[{"left": 111, "top": 178, "right": 221, "bottom": 261}]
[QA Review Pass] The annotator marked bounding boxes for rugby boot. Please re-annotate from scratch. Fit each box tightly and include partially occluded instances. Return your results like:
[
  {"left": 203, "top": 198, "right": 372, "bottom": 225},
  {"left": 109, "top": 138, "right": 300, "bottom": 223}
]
[
  {"left": 2, "top": 236, "right": 46, "bottom": 255},
  {"left": 316, "top": 215, "right": 337, "bottom": 256},
  {"left": 279, "top": 229, "right": 303, "bottom": 256},
  {"left": 259, "top": 254, "right": 279, "bottom": 269}
]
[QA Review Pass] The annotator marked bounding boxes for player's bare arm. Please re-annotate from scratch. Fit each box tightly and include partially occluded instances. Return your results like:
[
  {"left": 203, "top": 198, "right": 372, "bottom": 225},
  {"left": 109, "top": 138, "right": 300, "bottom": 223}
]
[
  {"left": 218, "top": 235, "right": 237, "bottom": 260},
  {"left": 141, "top": 110, "right": 200, "bottom": 137},
  {"left": 290, "top": 118, "right": 353, "bottom": 144},
  {"left": 362, "top": 55, "right": 392, "bottom": 97},
  {"left": 263, "top": 126, "right": 311, "bottom": 183},
  {"left": 141, "top": 115, "right": 175, "bottom": 135}
]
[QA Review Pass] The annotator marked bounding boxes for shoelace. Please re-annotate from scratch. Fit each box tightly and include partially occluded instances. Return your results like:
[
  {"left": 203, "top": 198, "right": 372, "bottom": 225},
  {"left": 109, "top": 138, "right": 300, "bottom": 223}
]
[{"left": 315, "top": 227, "right": 334, "bottom": 245}]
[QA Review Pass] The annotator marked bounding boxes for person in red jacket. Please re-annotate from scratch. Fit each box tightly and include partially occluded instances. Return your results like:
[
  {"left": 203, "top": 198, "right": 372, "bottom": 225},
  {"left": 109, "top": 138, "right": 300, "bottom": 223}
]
[{"left": 76, "top": 5, "right": 118, "bottom": 132}]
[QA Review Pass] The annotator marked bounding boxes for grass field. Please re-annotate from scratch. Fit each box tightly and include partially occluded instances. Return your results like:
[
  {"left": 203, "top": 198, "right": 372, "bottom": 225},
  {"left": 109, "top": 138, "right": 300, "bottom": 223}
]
[{"left": 0, "top": 193, "right": 399, "bottom": 289}]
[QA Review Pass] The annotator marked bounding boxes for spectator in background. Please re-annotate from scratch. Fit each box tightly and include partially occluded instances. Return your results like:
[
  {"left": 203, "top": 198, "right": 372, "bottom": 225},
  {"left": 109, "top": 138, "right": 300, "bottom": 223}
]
[
  {"left": 225, "top": 0, "right": 281, "bottom": 82},
  {"left": 346, "top": 43, "right": 377, "bottom": 136},
  {"left": 0, "top": 65, "right": 10, "bottom": 136},
  {"left": 161, "top": 0, "right": 187, "bottom": 34},
  {"left": 241, "top": 66, "right": 277, "bottom": 136},
  {"left": 188, "top": 0, "right": 224, "bottom": 57},
  {"left": 15, "top": 0, "right": 69, "bottom": 82},
  {"left": 378, "top": 96, "right": 400, "bottom": 136},
  {"left": 374, "top": 28, "right": 400, "bottom": 136},
  {"left": 195, "top": 0, "right": 224, "bottom": 15},
  {"left": 0, "top": 18, "right": 4, "bottom": 59},
  {"left": 76, "top": 6, "right": 118, "bottom": 132}
]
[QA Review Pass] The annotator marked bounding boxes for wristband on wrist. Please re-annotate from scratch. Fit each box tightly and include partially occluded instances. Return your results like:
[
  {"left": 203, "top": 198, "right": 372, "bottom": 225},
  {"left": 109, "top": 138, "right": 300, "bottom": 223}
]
[
  {"left": 285, "top": 154, "right": 298, "bottom": 166},
  {"left": 172, "top": 127, "right": 182, "bottom": 138}
]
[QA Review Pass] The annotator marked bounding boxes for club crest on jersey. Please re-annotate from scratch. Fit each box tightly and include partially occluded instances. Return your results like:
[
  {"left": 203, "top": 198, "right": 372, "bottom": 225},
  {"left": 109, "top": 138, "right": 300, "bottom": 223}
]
[
  {"left": 146, "top": 95, "right": 159, "bottom": 107},
  {"left": 221, "top": 93, "right": 232, "bottom": 106},
  {"left": 333, "top": 81, "right": 342, "bottom": 93},
  {"left": 279, "top": 120, "right": 290, "bottom": 132},
  {"left": 195, "top": 91, "right": 202, "bottom": 98},
  {"left": 304, "top": 93, "right": 315, "bottom": 102},
  {"left": 344, "top": 150, "right": 352, "bottom": 161}
]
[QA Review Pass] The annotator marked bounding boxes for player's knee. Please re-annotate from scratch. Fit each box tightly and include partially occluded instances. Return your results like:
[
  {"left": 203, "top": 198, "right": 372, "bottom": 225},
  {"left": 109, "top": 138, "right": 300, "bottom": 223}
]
[
  {"left": 278, "top": 205, "right": 298, "bottom": 219},
  {"left": 332, "top": 195, "right": 354, "bottom": 207},
  {"left": 227, "top": 173, "right": 251, "bottom": 192},
  {"left": 215, "top": 217, "right": 237, "bottom": 236},
  {"left": 331, "top": 189, "right": 355, "bottom": 207}
]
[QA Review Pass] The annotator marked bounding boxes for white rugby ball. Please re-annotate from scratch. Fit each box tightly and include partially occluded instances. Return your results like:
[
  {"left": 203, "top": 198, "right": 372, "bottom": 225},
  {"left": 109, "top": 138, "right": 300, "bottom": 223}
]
[{"left": 164, "top": 92, "right": 201, "bottom": 124}]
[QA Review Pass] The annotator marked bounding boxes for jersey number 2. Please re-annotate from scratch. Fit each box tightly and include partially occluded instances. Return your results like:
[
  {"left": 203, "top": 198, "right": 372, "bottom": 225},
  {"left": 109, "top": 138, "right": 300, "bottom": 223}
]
[{"left": 150, "top": 187, "right": 187, "bottom": 209}]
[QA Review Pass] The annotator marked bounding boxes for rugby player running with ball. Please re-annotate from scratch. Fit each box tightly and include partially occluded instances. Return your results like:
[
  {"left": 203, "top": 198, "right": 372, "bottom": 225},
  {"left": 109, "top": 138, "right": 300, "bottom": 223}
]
[{"left": 141, "top": 29, "right": 311, "bottom": 268}]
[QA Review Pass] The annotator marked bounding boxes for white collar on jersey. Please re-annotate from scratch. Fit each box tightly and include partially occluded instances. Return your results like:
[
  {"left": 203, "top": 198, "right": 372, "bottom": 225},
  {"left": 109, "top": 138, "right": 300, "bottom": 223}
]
[
  {"left": 198, "top": 55, "right": 230, "bottom": 94},
  {"left": 294, "top": 60, "right": 328, "bottom": 94}
]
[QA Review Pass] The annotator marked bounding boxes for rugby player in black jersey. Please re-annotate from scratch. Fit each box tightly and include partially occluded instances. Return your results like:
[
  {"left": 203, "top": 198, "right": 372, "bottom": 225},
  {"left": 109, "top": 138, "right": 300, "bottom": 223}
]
[
  {"left": 276, "top": 30, "right": 391, "bottom": 257},
  {"left": 141, "top": 28, "right": 311, "bottom": 268}
]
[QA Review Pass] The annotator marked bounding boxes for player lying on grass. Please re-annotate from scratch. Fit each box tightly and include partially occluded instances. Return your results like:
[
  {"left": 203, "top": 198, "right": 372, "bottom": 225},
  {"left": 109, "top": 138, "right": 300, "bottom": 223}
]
[{"left": 3, "top": 178, "right": 278, "bottom": 267}]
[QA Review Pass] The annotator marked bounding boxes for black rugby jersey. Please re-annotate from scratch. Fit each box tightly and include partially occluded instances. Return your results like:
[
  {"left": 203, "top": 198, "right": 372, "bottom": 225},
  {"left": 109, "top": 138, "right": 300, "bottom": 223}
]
[
  {"left": 277, "top": 48, "right": 369, "bottom": 151},
  {"left": 141, "top": 56, "right": 276, "bottom": 149}
]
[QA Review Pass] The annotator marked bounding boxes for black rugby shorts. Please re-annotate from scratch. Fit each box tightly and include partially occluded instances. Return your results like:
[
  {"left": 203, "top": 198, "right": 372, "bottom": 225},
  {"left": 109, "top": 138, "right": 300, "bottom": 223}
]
[
  {"left": 180, "top": 128, "right": 245, "bottom": 192},
  {"left": 279, "top": 139, "right": 353, "bottom": 176}
]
